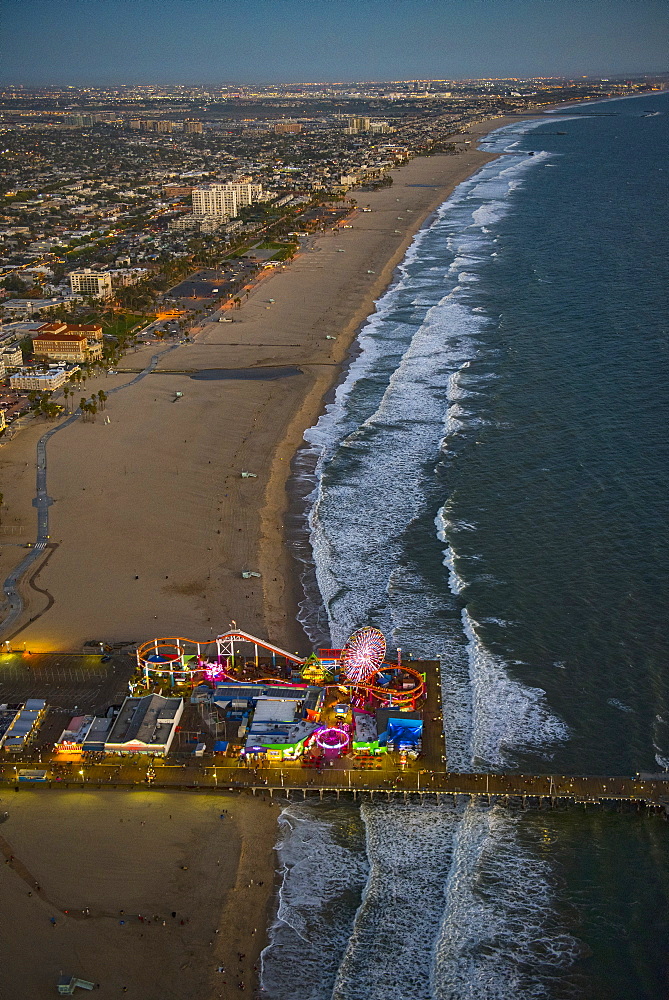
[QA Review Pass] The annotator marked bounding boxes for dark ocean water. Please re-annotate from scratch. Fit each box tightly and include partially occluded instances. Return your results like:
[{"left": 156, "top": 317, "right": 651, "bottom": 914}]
[{"left": 262, "top": 94, "right": 669, "bottom": 1000}]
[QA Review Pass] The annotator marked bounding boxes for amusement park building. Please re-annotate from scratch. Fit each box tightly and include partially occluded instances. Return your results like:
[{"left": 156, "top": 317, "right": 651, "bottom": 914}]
[{"left": 104, "top": 694, "right": 183, "bottom": 755}]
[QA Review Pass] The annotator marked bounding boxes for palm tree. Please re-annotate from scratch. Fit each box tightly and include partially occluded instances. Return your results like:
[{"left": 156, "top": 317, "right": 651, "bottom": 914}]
[{"left": 97, "top": 390, "right": 107, "bottom": 411}]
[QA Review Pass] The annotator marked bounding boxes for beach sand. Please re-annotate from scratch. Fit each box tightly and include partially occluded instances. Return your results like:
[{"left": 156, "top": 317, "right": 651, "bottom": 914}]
[
  {"left": 0, "top": 788, "right": 280, "bottom": 999},
  {"left": 0, "top": 115, "right": 527, "bottom": 655}
]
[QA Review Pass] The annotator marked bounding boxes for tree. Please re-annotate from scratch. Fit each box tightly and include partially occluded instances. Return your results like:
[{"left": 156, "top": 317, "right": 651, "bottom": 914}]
[
  {"left": 97, "top": 390, "right": 107, "bottom": 410},
  {"left": 1, "top": 273, "right": 28, "bottom": 294}
]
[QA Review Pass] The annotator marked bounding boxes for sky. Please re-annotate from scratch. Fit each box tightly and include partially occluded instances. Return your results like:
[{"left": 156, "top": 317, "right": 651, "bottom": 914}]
[{"left": 1, "top": 0, "right": 667, "bottom": 86}]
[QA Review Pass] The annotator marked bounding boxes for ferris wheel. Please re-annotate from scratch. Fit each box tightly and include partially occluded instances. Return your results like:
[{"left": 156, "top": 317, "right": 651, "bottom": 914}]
[{"left": 340, "top": 626, "right": 386, "bottom": 684}]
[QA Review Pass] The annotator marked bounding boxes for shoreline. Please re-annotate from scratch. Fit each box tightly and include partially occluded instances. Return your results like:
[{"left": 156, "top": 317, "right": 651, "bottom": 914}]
[
  {"left": 260, "top": 113, "right": 542, "bottom": 653},
  {"left": 0, "top": 113, "right": 535, "bottom": 656}
]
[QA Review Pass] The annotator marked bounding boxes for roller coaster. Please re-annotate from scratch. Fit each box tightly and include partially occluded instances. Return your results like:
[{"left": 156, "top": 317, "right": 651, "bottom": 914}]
[{"left": 135, "top": 627, "right": 425, "bottom": 709}]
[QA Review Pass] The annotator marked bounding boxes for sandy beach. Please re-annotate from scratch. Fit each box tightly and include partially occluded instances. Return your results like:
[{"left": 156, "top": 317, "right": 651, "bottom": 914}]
[
  {"left": 0, "top": 115, "right": 531, "bottom": 655},
  {"left": 0, "top": 788, "right": 280, "bottom": 999}
]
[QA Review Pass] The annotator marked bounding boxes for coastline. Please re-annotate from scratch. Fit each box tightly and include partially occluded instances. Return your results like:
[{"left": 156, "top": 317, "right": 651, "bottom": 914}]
[
  {"left": 259, "top": 113, "right": 539, "bottom": 653},
  {"left": 0, "top": 113, "right": 534, "bottom": 654}
]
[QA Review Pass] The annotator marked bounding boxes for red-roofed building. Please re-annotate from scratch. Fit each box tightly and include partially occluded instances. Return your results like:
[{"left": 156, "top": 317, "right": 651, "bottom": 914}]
[{"left": 33, "top": 331, "right": 102, "bottom": 364}]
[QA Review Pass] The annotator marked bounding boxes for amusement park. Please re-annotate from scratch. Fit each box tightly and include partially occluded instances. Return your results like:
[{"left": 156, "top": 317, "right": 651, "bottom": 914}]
[{"left": 132, "top": 625, "right": 428, "bottom": 768}]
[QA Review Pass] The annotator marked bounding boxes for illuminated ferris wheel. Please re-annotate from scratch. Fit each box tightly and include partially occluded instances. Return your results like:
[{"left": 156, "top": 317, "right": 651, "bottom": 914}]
[{"left": 340, "top": 626, "right": 386, "bottom": 684}]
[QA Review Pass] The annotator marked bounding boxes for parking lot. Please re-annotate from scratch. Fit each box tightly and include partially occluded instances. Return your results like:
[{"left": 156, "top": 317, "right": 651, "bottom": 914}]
[{"left": 0, "top": 652, "right": 134, "bottom": 715}]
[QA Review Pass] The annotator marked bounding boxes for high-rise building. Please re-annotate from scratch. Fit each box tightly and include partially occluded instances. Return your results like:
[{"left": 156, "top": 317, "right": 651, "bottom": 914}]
[
  {"left": 226, "top": 181, "right": 263, "bottom": 208},
  {"left": 192, "top": 184, "right": 238, "bottom": 218},
  {"left": 345, "top": 116, "right": 371, "bottom": 134},
  {"left": 69, "top": 269, "right": 113, "bottom": 299},
  {"left": 191, "top": 182, "right": 263, "bottom": 218},
  {"left": 274, "top": 122, "right": 302, "bottom": 134},
  {"left": 156, "top": 121, "right": 173, "bottom": 133},
  {"left": 184, "top": 120, "right": 203, "bottom": 134}
]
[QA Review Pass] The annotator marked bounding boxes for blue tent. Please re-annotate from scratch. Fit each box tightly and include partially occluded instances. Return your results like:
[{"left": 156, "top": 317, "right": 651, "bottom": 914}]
[{"left": 385, "top": 717, "right": 422, "bottom": 749}]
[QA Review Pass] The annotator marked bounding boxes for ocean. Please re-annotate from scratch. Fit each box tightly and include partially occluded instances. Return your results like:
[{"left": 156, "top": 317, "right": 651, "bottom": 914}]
[{"left": 262, "top": 93, "right": 669, "bottom": 999}]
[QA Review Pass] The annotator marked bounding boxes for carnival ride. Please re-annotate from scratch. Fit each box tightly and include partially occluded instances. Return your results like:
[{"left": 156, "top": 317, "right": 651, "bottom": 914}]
[
  {"left": 136, "top": 625, "right": 425, "bottom": 708},
  {"left": 136, "top": 629, "right": 303, "bottom": 686},
  {"left": 314, "top": 726, "right": 350, "bottom": 755},
  {"left": 340, "top": 626, "right": 386, "bottom": 683}
]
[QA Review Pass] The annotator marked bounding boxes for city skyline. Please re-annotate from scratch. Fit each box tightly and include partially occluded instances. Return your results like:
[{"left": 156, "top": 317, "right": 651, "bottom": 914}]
[{"left": 1, "top": 0, "right": 667, "bottom": 86}]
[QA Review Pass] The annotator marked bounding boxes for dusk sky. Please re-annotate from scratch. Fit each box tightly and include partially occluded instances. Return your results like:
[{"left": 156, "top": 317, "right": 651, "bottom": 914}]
[{"left": 1, "top": 0, "right": 667, "bottom": 85}]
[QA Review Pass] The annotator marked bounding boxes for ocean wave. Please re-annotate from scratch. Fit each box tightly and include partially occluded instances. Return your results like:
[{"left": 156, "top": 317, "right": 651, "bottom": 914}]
[
  {"left": 463, "top": 610, "right": 569, "bottom": 770},
  {"left": 260, "top": 802, "right": 368, "bottom": 1000},
  {"left": 297, "top": 115, "right": 568, "bottom": 772},
  {"left": 321, "top": 801, "right": 580, "bottom": 1000},
  {"left": 332, "top": 802, "right": 461, "bottom": 1000},
  {"left": 433, "top": 803, "right": 580, "bottom": 999}
]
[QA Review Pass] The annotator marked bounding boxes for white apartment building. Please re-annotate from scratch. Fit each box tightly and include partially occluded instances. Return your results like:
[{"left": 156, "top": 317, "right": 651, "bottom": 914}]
[
  {"left": 1, "top": 344, "right": 22, "bottom": 367},
  {"left": 227, "top": 181, "right": 263, "bottom": 207},
  {"left": 192, "top": 182, "right": 263, "bottom": 219},
  {"left": 10, "top": 367, "right": 69, "bottom": 391},
  {"left": 69, "top": 269, "right": 113, "bottom": 299},
  {"left": 192, "top": 185, "right": 238, "bottom": 219}
]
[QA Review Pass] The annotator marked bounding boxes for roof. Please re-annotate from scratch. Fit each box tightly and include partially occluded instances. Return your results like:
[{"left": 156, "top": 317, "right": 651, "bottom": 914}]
[
  {"left": 246, "top": 718, "right": 319, "bottom": 750},
  {"left": 106, "top": 694, "right": 182, "bottom": 748},
  {"left": 33, "top": 333, "right": 87, "bottom": 344},
  {"left": 25, "top": 698, "right": 46, "bottom": 711},
  {"left": 253, "top": 696, "right": 300, "bottom": 724}
]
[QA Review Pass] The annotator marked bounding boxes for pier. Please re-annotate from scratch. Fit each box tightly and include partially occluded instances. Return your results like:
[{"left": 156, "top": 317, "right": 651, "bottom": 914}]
[
  {"left": 0, "top": 654, "right": 667, "bottom": 816},
  {"left": 3, "top": 765, "right": 669, "bottom": 815}
]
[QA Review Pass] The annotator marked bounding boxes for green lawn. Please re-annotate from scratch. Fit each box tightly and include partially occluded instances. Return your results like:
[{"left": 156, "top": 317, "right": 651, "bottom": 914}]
[{"left": 77, "top": 312, "right": 147, "bottom": 338}]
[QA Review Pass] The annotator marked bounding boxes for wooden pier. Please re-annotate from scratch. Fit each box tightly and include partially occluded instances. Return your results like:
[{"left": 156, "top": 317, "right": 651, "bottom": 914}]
[{"left": 2, "top": 658, "right": 667, "bottom": 815}]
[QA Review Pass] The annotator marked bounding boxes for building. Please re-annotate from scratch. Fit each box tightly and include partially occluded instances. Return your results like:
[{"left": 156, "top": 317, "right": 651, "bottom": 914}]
[
  {"left": 69, "top": 268, "right": 113, "bottom": 299},
  {"left": 10, "top": 367, "right": 70, "bottom": 391},
  {"left": 227, "top": 181, "right": 263, "bottom": 208},
  {"left": 163, "top": 184, "right": 193, "bottom": 198},
  {"left": 1, "top": 699, "right": 46, "bottom": 752},
  {"left": 60, "top": 323, "right": 103, "bottom": 342},
  {"left": 0, "top": 409, "right": 5, "bottom": 433},
  {"left": 345, "top": 116, "right": 371, "bottom": 134},
  {"left": 184, "top": 120, "right": 203, "bottom": 134},
  {"left": 105, "top": 268, "right": 148, "bottom": 287},
  {"left": 192, "top": 182, "right": 263, "bottom": 219},
  {"left": 1, "top": 344, "right": 25, "bottom": 368},
  {"left": 192, "top": 184, "right": 238, "bottom": 219},
  {"left": 168, "top": 214, "right": 199, "bottom": 232},
  {"left": 274, "top": 122, "right": 302, "bottom": 134},
  {"left": 55, "top": 714, "right": 111, "bottom": 753},
  {"left": 104, "top": 694, "right": 184, "bottom": 755},
  {"left": 198, "top": 216, "right": 226, "bottom": 234},
  {"left": 33, "top": 331, "right": 102, "bottom": 364},
  {"left": 156, "top": 121, "right": 173, "bottom": 133}
]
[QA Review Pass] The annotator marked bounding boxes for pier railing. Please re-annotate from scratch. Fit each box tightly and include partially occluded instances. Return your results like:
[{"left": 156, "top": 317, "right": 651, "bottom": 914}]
[{"left": 4, "top": 765, "right": 668, "bottom": 810}]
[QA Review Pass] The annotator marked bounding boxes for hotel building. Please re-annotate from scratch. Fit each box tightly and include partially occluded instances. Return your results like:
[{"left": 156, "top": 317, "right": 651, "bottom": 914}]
[{"left": 69, "top": 268, "right": 113, "bottom": 299}]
